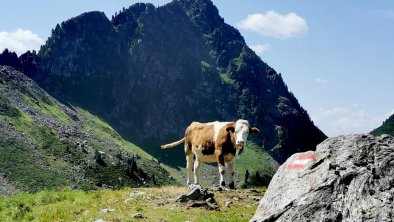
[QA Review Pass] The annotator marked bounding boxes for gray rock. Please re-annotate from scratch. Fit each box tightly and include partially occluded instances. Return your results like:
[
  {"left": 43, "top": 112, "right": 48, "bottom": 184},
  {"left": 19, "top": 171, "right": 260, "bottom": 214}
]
[
  {"left": 176, "top": 185, "right": 214, "bottom": 202},
  {"left": 132, "top": 213, "right": 144, "bottom": 219},
  {"left": 99, "top": 208, "right": 115, "bottom": 214},
  {"left": 130, "top": 190, "right": 146, "bottom": 197},
  {"left": 251, "top": 134, "right": 394, "bottom": 222}
]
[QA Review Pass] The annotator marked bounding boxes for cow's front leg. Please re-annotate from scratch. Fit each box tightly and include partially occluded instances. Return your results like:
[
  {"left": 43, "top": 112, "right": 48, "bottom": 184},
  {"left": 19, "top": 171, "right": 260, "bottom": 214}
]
[
  {"left": 193, "top": 158, "right": 201, "bottom": 185},
  {"left": 217, "top": 154, "right": 226, "bottom": 187},
  {"left": 228, "top": 160, "right": 235, "bottom": 189}
]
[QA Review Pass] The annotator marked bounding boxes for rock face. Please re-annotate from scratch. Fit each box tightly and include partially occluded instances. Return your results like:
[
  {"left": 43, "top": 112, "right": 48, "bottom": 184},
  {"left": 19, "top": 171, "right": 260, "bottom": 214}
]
[
  {"left": 251, "top": 134, "right": 394, "bottom": 222},
  {"left": 7, "top": 0, "right": 326, "bottom": 164}
]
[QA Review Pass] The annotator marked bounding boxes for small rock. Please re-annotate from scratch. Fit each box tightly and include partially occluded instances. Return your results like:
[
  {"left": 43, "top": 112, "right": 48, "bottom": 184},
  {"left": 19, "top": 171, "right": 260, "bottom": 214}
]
[
  {"left": 249, "top": 189, "right": 259, "bottom": 193},
  {"left": 224, "top": 201, "right": 232, "bottom": 207},
  {"left": 124, "top": 198, "right": 132, "bottom": 203},
  {"left": 188, "top": 184, "right": 202, "bottom": 190},
  {"left": 206, "top": 197, "right": 215, "bottom": 203},
  {"left": 132, "top": 213, "right": 144, "bottom": 219},
  {"left": 249, "top": 196, "right": 262, "bottom": 201},
  {"left": 100, "top": 208, "right": 115, "bottom": 214},
  {"left": 94, "top": 219, "right": 105, "bottom": 222},
  {"left": 130, "top": 190, "right": 146, "bottom": 197},
  {"left": 187, "top": 201, "right": 207, "bottom": 208}
]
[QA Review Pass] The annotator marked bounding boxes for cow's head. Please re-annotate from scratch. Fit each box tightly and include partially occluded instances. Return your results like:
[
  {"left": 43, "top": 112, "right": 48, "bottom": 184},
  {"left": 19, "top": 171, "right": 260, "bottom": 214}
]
[{"left": 226, "top": 119, "right": 260, "bottom": 148}]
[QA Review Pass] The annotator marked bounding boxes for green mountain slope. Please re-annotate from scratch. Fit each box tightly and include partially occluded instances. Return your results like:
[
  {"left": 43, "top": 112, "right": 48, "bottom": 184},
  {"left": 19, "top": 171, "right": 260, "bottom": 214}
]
[
  {"left": 31, "top": 0, "right": 326, "bottom": 165},
  {"left": 0, "top": 66, "right": 175, "bottom": 196},
  {"left": 371, "top": 113, "right": 394, "bottom": 136},
  {"left": 0, "top": 65, "right": 275, "bottom": 194}
]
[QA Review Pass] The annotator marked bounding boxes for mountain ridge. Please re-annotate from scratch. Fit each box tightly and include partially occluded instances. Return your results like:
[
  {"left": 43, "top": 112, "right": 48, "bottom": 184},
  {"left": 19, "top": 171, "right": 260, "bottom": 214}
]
[{"left": 1, "top": 0, "right": 327, "bottom": 166}]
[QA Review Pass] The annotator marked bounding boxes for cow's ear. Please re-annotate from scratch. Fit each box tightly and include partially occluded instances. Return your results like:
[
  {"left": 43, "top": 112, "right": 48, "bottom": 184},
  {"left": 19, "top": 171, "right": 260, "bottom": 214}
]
[
  {"left": 249, "top": 127, "right": 260, "bottom": 135},
  {"left": 226, "top": 126, "right": 235, "bottom": 133}
]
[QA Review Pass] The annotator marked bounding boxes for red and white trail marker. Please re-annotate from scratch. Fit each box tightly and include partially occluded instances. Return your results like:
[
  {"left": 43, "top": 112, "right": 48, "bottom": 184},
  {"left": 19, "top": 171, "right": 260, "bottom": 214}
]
[{"left": 287, "top": 153, "right": 317, "bottom": 170}]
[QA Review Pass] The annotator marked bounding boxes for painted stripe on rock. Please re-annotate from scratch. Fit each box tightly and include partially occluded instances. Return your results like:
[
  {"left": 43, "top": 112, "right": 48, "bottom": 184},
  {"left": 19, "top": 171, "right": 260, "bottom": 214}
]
[{"left": 287, "top": 153, "right": 317, "bottom": 170}]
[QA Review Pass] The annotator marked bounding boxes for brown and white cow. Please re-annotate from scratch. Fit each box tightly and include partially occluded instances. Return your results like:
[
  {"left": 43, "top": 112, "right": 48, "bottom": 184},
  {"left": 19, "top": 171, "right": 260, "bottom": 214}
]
[{"left": 161, "top": 119, "right": 260, "bottom": 189}]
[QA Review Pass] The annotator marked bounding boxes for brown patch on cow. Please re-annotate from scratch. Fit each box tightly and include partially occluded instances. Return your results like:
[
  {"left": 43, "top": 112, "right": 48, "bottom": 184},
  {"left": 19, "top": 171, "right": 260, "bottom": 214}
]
[
  {"left": 202, "top": 145, "right": 215, "bottom": 155},
  {"left": 184, "top": 122, "right": 215, "bottom": 155},
  {"left": 216, "top": 123, "right": 237, "bottom": 157},
  {"left": 185, "top": 142, "right": 193, "bottom": 155},
  {"left": 216, "top": 153, "right": 225, "bottom": 166}
]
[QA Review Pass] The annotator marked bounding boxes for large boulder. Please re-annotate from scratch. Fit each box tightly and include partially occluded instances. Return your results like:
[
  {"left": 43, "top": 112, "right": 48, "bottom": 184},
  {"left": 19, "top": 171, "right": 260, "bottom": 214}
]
[{"left": 251, "top": 134, "right": 394, "bottom": 222}]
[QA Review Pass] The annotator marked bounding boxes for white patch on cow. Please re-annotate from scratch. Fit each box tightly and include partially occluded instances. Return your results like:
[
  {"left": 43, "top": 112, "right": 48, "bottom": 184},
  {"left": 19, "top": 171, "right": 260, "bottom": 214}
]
[
  {"left": 207, "top": 121, "right": 230, "bottom": 142},
  {"left": 234, "top": 119, "right": 250, "bottom": 147},
  {"left": 218, "top": 165, "right": 225, "bottom": 186}
]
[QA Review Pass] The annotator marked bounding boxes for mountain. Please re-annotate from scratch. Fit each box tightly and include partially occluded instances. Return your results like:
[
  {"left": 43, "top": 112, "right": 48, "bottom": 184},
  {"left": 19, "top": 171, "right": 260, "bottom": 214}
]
[
  {"left": 1, "top": 0, "right": 326, "bottom": 167},
  {"left": 0, "top": 65, "right": 175, "bottom": 196},
  {"left": 371, "top": 113, "right": 394, "bottom": 136}
]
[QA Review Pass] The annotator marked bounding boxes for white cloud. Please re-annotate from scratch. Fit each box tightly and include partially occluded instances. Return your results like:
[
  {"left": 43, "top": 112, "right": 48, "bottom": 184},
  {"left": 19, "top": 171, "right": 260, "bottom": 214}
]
[
  {"left": 236, "top": 11, "right": 308, "bottom": 39},
  {"left": 311, "top": 106, "right": 394, "bottom": 137},
  {"left": 249, "top": 43, "right": 271, "bottom": 55},
  {"left": 315, "top": 78, "right": 328, "bottom": 84},
  {"left": 0, "top": 29, "right": 44, "bottom": 55}
]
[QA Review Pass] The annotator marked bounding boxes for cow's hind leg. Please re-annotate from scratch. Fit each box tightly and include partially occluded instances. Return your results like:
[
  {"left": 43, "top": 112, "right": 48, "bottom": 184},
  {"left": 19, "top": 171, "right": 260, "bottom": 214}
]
[
  {"left": 193, "top": 157, "right": 201, "bottom": 185},
  {"left": 186, "top": 154, "right": 194, "bottom": 186}
]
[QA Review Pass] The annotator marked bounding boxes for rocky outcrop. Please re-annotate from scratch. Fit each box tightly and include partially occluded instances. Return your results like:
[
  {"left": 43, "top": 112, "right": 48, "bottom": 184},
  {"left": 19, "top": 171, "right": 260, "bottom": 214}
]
[{"left": 251, "top": 134, "right": 394, "bottom": 222}]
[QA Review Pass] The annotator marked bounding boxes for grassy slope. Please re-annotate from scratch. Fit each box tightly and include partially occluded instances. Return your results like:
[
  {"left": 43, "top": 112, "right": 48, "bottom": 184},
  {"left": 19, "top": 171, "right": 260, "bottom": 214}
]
[
  {"left": 0, "top": 67, "right": 176, "bottom": 195},
  {"left": 0, "top": 186, "right": 265, "bottom": 222},
  {"left": 1, "top": 66, "right": 274, "bottom": 194}
]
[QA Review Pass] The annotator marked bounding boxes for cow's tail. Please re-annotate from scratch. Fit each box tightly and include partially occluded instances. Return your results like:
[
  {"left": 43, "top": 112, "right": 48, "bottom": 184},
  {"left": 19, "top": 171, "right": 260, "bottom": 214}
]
[{"left": 160, "top": 138, "right": 185, "bottom": 149}]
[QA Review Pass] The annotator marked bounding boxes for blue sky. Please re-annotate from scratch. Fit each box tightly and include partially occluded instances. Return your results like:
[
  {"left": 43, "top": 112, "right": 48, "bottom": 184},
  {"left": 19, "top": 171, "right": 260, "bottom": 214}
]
[{"left": 1, "top": 0, "right": 393, "bottom": 136}]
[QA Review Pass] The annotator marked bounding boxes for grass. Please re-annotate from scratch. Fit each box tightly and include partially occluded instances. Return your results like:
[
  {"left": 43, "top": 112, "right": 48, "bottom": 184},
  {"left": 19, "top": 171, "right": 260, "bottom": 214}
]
[
  {"left": 236, "top": 142, "right": 274, "bottom": 183},
  {"left": 0, "top": 93, "right": 21, "bottom": 118},
  {"left": 21, "top": 91, "right": 72, "bottom": 125},
  {"left": 77, "top": 107, "right": 154, "bottom": 160},
  {"left": 219, "top": 73, "right": 236, "bottom": 85},
  {"left": 0, "top": 186, "right": 266, "bottom": 222},
  {"left": 0, "top": 127, "right": 73, "bottom": 193}
]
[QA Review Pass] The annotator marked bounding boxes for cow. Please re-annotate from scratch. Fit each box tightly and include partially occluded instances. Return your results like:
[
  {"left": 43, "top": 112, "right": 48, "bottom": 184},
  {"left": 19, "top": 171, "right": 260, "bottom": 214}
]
[{"left": 161, "top": 119, "right": 260, "bottom": 189}]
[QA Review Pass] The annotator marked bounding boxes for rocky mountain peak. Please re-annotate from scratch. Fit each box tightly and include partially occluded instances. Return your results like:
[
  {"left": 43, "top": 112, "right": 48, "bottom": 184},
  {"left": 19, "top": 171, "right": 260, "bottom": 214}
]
[
  {"left": 175, "top": 0, "right": 222, "bottom": 31},
  {"left": 4, "top": 0, "right": 326, "bottom": 164}
]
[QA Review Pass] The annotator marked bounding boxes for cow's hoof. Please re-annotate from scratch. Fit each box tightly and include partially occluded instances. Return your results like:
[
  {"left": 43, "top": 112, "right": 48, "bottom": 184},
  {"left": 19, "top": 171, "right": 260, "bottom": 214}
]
[
  {"left": 221, "top": 181, "right": 226, "bottom": 187},
  {"left": 229, "top": 182, "right": 235, "bottom": 189}
]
